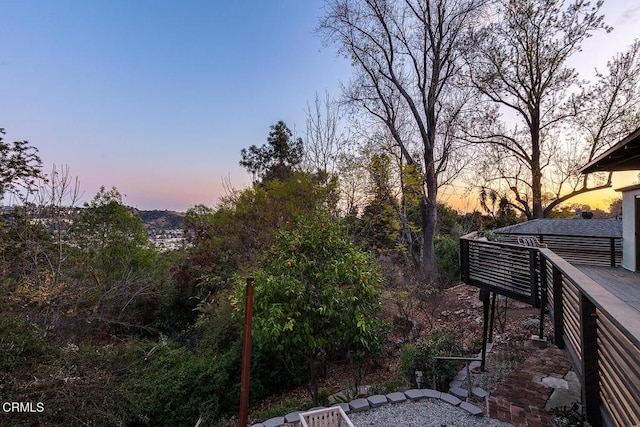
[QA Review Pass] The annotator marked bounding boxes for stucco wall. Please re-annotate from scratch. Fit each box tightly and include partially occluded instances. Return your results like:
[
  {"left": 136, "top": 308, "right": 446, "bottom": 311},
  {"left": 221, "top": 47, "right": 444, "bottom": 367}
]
[{"left": 621, "top": 189, "right": 640, "bottom": 271}]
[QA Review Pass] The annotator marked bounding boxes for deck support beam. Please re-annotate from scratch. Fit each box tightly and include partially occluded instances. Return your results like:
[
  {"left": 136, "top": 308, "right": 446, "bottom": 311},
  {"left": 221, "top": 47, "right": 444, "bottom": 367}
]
[
  {"left": 480, "top": 289, "right": 490, "bottom": 371},
  {"left": 488, "top": 292, "right": 497, "bottom": 343}
]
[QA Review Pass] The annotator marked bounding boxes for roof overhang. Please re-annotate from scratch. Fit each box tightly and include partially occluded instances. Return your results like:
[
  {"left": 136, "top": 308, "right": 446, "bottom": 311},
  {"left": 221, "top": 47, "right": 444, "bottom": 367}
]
[
  {"left": 615, "top": 183, "right": 640, "bottom": 193},
  {"left": 581, "top": 126, "right": 640, "bottom": 173}
]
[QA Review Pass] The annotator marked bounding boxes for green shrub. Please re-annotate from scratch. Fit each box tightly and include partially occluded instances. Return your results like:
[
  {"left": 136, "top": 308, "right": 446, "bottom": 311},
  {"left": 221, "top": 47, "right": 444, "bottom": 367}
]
[
  {"left": 0, "top": 315, "right": 54, "bottom": 372},
  {"left": 124, "top": 335, "right": 290, "bottom": 426},
  {"left": 468, "top": 335, "right": 483, "bottom": 355},
  {"left": 400, "top": 326, "right": 463, "bottom": 390},
  {"left": 552, "top": 405, "right": 591, "bottom": 426},
  {"left": 435, "top": 237, "right": 459, "bottom": 285},
  {"left": 369, "top": 379, "right": 402, "bottom": 395},
  {"left": 317, "top": 389, "right": 330, "bottom": 407},
  {"left": 125, "top": 340, "right": 243, "bottom": 426},
  {"left": 232, "top": 210, "right": 387, "bottom": 406},
  {"left": 254, "top": 397, "right": 308, "bottom": 423}
]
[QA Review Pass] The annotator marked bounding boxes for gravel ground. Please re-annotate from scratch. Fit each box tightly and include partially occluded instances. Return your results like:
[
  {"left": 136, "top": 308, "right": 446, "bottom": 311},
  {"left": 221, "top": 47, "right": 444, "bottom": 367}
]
[{"left": 348, "top": 400, "right": 514, "bottom": 427}]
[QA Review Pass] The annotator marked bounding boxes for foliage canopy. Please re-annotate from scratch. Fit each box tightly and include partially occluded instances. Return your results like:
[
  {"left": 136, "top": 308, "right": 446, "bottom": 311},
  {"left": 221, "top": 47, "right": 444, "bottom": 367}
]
[
  {"left": 239, "top": 121, "right": 304, "bottom": 183},
  {"left": 233, "top": 210, "right": 386, "bottom": 405},
  {"left": 0, "top": 128, "right": 43, "bottom": 199}
]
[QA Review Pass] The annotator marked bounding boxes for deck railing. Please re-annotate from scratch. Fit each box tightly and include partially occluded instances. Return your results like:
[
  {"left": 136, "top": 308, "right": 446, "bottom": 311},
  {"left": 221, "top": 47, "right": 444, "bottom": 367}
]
[
  {"left": 460, "top": 233, "right": 640, "bottom": 427},
  {"left": 495, "top": 232, "right": 622, "bottom": 267},
  {"left": 460, "top": 233, "right": 541, "bottom": 306}
]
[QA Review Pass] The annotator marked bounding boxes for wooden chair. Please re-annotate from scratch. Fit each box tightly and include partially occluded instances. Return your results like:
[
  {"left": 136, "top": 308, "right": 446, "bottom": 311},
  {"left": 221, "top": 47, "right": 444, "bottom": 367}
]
[
  {"left": 299, "top": 407, "right": 355, "bottom": 427},
  {"left": 517, "top": 235, "right": 547, "bottom": 248}
]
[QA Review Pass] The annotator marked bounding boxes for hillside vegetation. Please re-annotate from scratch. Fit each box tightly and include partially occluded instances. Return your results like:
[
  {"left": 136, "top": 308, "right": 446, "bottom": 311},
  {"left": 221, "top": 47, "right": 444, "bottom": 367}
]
[
  {"left": 0, "top": 129, "right": 487, "bottom": 426},
  {"left": 0, "top": 116, "right": 621, "bottom": 425}
]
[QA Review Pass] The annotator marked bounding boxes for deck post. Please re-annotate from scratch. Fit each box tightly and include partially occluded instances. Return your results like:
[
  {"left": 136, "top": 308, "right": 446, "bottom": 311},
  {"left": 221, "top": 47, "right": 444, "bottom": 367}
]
[
  {"left": 551, "top": 265, "right": 565, "bottom": 349},
  {"left": 529, "top": 248, "right": 539, "bottom": 307},
  {"left": 538, "top": 256, "right": 547, "bottom": 339},
  {"left": 480, "top": 289, "right": 490, "bottom": 371},
  {"left": 610, "top": 237, "right": 616, "bottom": 267},
  {"left": 488, "top": 292, "right": 497, "bottom": 343},
  {"left": 580, "top": 293, "right": 601, "bottom": 427},
  {"left": 465, "top": 360, "right": 472, "bottom": 397}
]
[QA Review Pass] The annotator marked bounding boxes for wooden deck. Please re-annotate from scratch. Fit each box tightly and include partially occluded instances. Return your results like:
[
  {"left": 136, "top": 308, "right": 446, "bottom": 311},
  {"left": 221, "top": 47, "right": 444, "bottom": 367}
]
[
  {"left": 577, "top": 265, "right": 640, "bottom": 316},
  {"left": 460, "top": 233, "right": 640, "bottom": 426}
]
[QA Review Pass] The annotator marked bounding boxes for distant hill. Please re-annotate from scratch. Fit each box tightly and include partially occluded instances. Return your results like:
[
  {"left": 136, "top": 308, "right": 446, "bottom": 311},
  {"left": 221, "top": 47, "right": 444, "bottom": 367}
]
[
  {"left": 1, "top": 205, "right": 186, "bottom": 232},
  {"left": 135, "top": 209, "right": 185, "bottom": 230}
]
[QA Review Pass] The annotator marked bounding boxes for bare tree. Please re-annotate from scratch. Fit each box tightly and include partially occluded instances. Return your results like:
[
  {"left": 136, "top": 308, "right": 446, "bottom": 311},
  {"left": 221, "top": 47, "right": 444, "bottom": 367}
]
[
  {"left": 320, "top": 0, "right": 487, "bottom": 280},
  {"left": 303, "top": 91, "right": 364, "bottom": 214},
  {"left": 464, "top": 0, "right": 611, "bottom": 218},
  {"left": 336, "top": 145, "right": 370, "bottom": 215},
  {"left": 304, "top": 91, "right": 348, "bottom": 177},
  {"left": 543, "top": 40, "right": 640, "bottom": 215},
  {"left": 34, "top": 164, "right": 83, "bottom": 285}
]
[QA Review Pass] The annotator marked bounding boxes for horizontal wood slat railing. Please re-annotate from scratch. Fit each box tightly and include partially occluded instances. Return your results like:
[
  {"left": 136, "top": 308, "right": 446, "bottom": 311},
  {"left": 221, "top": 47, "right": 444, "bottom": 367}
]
[
  {"left": 461, "top": 234, "right": 540, "bottom": 306},
  {"left": 562, "top": 277, "right": 583, "bottom": 368},
  {"left": 597, "top": 313, "right": 640, "bottom": 426},
  {"left": 460, "top": 233, "right": 640, "bottom": 427},
  {"left": 495, "top": 233, "right": 622, "bottom": 267}
]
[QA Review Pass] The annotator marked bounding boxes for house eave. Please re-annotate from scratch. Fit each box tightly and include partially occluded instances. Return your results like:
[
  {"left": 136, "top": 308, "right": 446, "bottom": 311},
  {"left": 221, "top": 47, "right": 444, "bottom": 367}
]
[
  {"left": 615, "top": 183, "right": 640, "bottom": 193},
  {"left": 581, "top": 126, "right": 640, "bottom": 173}
]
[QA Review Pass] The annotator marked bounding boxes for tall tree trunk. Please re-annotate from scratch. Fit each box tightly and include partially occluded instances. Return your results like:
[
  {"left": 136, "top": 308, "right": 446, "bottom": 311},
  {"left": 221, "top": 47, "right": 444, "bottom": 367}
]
[
  {"left": 531, "top": 122, "right": 544, "bottom": 219},
  {"left": 422, "top": 67, "right": 439, "bottom": 281},
  {"left": 420, "top": 197, "right": 438, "bottom": 281},
  {"left": 421, "top": 151, "right": 438, "bottom": 282},
  {"left": 320, "top": 0, "right": 481, "bottom": 282}
]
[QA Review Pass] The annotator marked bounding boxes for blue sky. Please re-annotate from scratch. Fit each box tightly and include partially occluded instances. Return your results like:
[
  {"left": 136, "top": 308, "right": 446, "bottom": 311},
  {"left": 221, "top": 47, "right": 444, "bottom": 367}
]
[
  {"left": 1, "top": 0, "right": 638, "bottom": 211},
  {"left": 1, "top": 0, "right": 350, "bottom": 210}
]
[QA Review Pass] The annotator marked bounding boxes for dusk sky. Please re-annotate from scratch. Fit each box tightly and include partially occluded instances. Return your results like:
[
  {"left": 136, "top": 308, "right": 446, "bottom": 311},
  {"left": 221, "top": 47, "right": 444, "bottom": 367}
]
[{"left": 1, "top": 1, "right": 639, "bottom": 211}]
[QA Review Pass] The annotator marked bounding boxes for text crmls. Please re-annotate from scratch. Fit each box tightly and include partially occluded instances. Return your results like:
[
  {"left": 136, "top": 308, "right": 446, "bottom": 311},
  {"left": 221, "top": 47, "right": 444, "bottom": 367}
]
[{"left": 2, "top": 402, "right": 45, "bottom": 413}]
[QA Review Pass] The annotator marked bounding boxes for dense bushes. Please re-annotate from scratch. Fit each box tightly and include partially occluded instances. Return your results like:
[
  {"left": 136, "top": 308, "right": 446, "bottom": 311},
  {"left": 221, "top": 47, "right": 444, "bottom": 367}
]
[
  {"left": 180, "top": 172, "right": 338, "bottom": 299},
  {"left": 0, "top": 316, "right": 53, "bottom": 372},
  {"left": 434, "top": 236, "right": 460, "bottom": 285},
  {"left": 400, "top": 326, "right": 464, "bottom": 390},
  {"left": 0, "top": 313, "right": 269, "bottom": 426},
  {"left": 233, "top": 210, "right": 387, "bottom": 405},
  {"left": 0, "top": 164, "right": 479, "bottom": 425},
  {"left": 0, "top": 314, "right": 140, "bottom": 426},
  {"left": 126, "top": 342, "right": 242, "bottom": 425}
]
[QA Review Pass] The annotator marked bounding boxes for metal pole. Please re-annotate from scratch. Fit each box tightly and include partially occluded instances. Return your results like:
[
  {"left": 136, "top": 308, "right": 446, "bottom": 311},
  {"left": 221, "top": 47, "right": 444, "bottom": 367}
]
[
  {"left": 488, "top": 292, "right": 496, "bottom": 343},
  {"left": 465, "top": 361, "right": 472, "bottom": 398},
  {"left": 238, "top": 278, "right": 255, "bottom": 427},
  {"left": 480, "top": 289, "right": 490, "bottom": 372}
]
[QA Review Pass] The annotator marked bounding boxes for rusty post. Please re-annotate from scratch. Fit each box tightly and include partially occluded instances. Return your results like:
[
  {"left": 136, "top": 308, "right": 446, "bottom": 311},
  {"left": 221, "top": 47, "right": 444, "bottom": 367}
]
[{"left": 238, "top": 278, "right": 255, "bottom": 427}]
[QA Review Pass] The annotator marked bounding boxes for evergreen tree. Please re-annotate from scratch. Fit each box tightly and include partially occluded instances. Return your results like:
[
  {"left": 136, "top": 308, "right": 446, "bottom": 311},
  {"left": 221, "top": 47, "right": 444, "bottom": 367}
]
[
  {"left": 239, "top": 121, "right": 303, "bottom": 183},
  {"left": 0, "top": 128, "right": 43, "bottom": 199}
]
